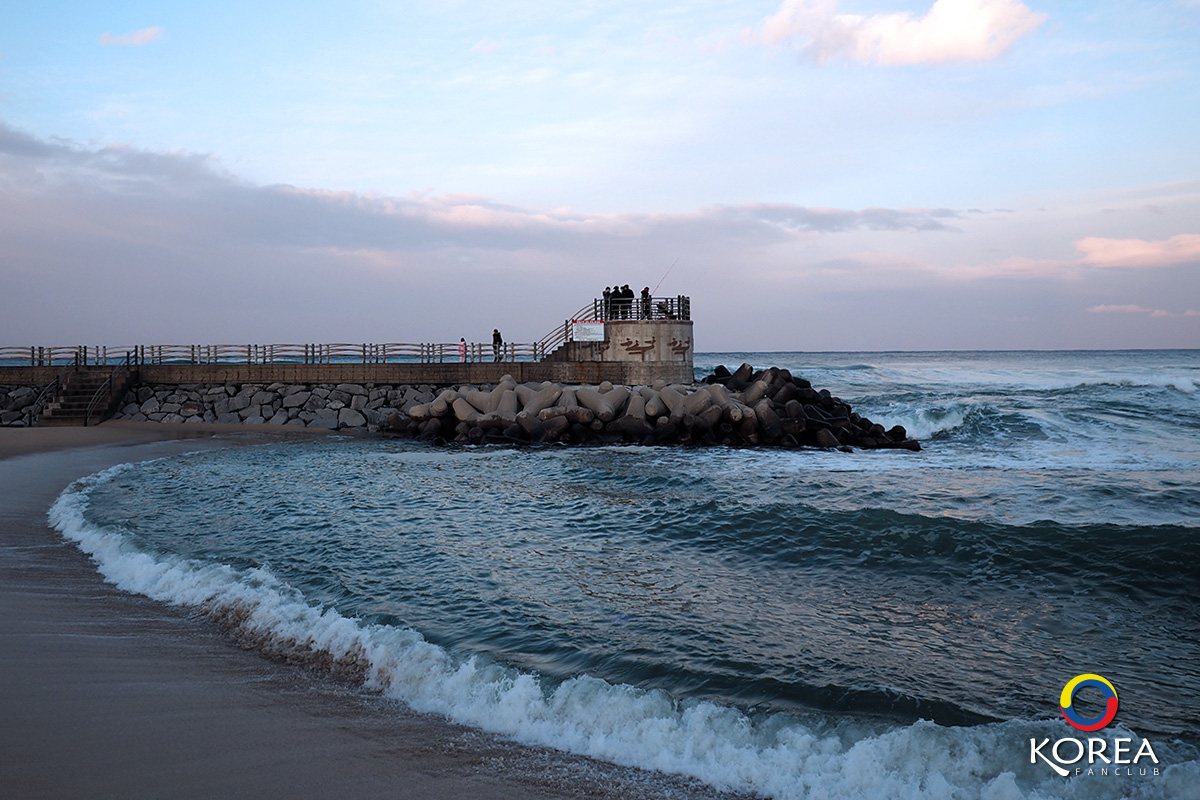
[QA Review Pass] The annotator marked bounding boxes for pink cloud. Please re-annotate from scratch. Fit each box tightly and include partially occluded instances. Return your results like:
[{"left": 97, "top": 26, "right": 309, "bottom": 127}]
[
  {"left": 1087, "top": 304, "right": 1198, "bottom": 318},
  {"left": 99, "top": 27, "right": 163, "bottom": 47},
  {"left": 1086, "top": 304, "right": 1156, "bottom": 314},
  {"left": 1076, "top": 234, "right": 1200, "bottom": 269},
  {"left": 470, "top": 38, "right": 502, "bottom": 57},
  {"left": 753, "top": 0, "right": 1046, "bottom": 66}
]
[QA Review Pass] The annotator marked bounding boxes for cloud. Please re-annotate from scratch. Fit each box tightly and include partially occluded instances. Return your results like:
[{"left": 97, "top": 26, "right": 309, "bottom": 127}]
[
  {"left": 0, "top": 121, "right": 966, "bottom": 345},
  {"left": 1087, "top": 304, "right": 1157, "bottom": 314},
  {"left": 2, "top": 122, "right": 1195, "bottom": 350},
  {"left": 470, "top": 38, "right": 502, "bottom": 57},
  {"left": 1075, "top": 234, "right": 1200, "bottom": 269},
  {"left": 752, "top": 0, "right": 1046, "bottom": 66},
  {"left": 1086, "top": 304, "right": 1198, "bottom": 318},
  {"left": 99, "top": 27, "right": 163, "bottom": 47}
]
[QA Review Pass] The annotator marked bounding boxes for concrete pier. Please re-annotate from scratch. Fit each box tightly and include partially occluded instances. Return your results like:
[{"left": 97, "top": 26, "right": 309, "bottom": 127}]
[{"left": 2, "top": 295, "right": 695, "bottom": 425}]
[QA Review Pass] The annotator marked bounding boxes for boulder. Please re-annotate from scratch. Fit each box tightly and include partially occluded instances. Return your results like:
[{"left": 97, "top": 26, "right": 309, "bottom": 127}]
[
  {"left": 814, "top": 429, "right": 840, "bottom": 448},
  {"left": 338, "top": 408, "right": 367, "bottom": 428}
]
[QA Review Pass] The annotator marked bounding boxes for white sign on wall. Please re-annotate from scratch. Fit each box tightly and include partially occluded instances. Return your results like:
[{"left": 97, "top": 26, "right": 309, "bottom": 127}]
[{"left": 572, "top": 321, "right": 606, "bottom": 342}]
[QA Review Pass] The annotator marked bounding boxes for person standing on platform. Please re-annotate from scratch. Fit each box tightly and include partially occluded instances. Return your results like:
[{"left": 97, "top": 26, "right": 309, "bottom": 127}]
[
  {"left": 458, "top": 337, "right": 466, "bottom": 363},
  {"left": 492, "top": 329, "right": 502, "bottom": 362},
  {"left": 603, "top": 287, "right": 612, "bottom": 319},
  {"left": 640, "top": 287, "right": 651, "bottom": 319}
]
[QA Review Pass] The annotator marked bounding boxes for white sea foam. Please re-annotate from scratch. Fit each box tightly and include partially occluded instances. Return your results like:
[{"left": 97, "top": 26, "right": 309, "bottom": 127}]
[
  {"left": 49, "top": 467, "right": 1199, "bottom": 800},
  {"left": 871, "top": 403, "right": 972, "bottom": 441}
]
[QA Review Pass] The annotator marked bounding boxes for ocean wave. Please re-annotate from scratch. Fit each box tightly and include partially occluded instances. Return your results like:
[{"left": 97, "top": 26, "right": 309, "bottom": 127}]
[
  {"left": 49, "top": 467, "right": 1200, "bottom": 800},
  {"left": 866, "top": 401, "right": 1045, "bottom": 443},
  {"left": 1064, "top": 375, "right": 1197, "bottom": 395},
  {"left": 649, "top": 499, "right": 1200, "bottom": 588},
  {"left": 874, "top": 403, "right": 971, "bottom": 440}
]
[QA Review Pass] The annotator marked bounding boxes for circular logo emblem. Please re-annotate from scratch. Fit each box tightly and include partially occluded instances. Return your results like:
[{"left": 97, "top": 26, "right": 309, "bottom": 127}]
[{"left": 1060, "top": 674, "right": 1118, "bottom": 731}]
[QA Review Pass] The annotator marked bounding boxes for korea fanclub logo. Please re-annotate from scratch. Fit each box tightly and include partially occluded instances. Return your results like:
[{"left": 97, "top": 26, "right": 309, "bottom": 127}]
[{"left": 1029, "top": 673, "right": 1161, "bottom": 778}]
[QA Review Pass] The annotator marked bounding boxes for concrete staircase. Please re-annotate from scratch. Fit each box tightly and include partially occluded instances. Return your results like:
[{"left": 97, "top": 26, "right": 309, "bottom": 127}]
[{"left": 38, "top": 368, "right": 133, "bottom": 426}]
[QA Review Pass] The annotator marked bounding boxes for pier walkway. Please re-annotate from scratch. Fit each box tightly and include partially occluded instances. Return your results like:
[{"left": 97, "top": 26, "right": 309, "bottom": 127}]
[{"left": 1, "top": 297, "right": 694, "bottom": 425}]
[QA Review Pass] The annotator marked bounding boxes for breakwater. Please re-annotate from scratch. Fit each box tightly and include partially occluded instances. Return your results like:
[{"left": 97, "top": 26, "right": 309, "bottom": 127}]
[
  {"left": 10, "top": 363, "right": 919, "bottom": 450},
  {"left": 393, "top": 363, "right": 918, "bottom": 449}
]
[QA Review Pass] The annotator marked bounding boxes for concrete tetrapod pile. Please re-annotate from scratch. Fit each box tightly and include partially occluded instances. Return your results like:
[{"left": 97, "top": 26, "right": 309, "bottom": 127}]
[{"left": 387, "top": 363, "right": 920, "bottom": 451}]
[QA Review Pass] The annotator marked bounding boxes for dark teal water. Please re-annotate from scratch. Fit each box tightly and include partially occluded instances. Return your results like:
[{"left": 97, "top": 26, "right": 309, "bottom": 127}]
[{"left": 55, "top": 350, "right": 1200, "bottom": 799}]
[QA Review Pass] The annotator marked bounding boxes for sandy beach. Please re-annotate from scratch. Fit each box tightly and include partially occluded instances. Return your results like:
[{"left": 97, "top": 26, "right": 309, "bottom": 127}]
[{"left": 0, "top": 421, "right": 737, "bottom": 800}]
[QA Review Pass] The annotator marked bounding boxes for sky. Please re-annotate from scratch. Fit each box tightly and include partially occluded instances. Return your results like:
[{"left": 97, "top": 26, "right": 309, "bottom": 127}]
[{"left": 2, "top": 0, "right": 1198, "bottom": 351}]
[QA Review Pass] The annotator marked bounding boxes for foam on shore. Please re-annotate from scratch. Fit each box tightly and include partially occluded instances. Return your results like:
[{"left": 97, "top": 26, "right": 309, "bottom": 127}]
[{"left": 48, "top": 463, "right": 1199, "bottom": 800}]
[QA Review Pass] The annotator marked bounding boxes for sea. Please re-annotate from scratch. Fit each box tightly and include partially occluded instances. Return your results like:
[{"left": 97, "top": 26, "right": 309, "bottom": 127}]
[{"left": 49, "top": 350, "right": 1200, "bottom": 799}]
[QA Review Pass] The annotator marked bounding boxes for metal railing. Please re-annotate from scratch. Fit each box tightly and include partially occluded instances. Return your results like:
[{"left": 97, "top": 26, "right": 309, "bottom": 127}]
[
  {"left": 1, "top": 346, "right": 88, "bottom": 366},
  {"left": 0, "top": 342, "right": 547, "bottom": 366},
  {"left": 534, "top": 295, "right": 692, "bottom": 359},
  {"left": 2, "top": 297, "right": 689, "bottom": 368},
  {"left": 84, "top": 352, "right": 134, "bottom": 426},
  {"left": 24, "top": 362, "right": 74, "bottom": 425},
  {"left": 590, "top": 294, "right": 690, "bottom": 322},
  {"left": 536, "top": 302, "right": 600, "bottom": 359}
]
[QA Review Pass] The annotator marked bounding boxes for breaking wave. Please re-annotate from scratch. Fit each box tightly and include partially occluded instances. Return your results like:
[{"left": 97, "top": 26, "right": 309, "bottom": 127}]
[{"left": 48, "top": 463, "right": 1200, "bottom": 800}]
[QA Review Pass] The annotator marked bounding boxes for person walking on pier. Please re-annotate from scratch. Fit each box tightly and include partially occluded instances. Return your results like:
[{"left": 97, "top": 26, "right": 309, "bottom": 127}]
[{"left": 492, "top": 329, "right": 503, "bottom": 362}]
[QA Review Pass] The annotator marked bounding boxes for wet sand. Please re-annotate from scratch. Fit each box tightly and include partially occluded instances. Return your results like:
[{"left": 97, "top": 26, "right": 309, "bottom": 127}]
[{"left": 0, "top": 421, "right": 737, "bottom": 800}]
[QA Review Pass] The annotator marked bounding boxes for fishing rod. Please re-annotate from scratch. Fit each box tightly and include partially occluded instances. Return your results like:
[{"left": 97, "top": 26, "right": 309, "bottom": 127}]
[{"left": 651, "top": 258, "right": 679, "bottom": 295}]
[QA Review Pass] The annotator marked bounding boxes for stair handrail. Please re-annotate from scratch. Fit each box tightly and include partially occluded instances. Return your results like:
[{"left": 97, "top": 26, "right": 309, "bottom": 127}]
[
  {"left": 535, "top": 301, "right": 602, "bottom": 359},
  {"left": 25, "top": 360, "right": 75, "bottom": 426},
  {"left": 84, "top": 351, "right": 134, "bottom": 427}
]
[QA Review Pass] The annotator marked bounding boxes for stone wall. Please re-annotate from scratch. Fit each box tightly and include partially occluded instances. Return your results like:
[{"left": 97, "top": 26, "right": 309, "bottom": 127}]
[
  {"left": 0, "top": 385, "right": 42, "bottom": 426},
  {"left": 116, "top": 381, "right": 425, "bottom": 430}
]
